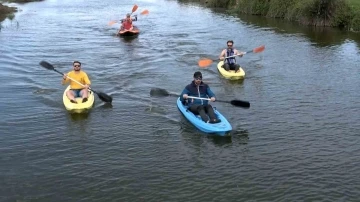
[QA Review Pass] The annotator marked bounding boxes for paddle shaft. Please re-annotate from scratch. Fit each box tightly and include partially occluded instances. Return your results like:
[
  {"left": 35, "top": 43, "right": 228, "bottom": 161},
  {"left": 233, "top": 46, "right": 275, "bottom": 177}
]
[
  {"left": 187, "top": 96, "right": 213, "bottom": 101},
  {"left": 221, "top": 49, "right": 254, "bottom": 60},
  {"left": 53, "top": 68, "right": 93, "bottom": 92},
  {"left": 187, "top": 96, "right": 227, "bottom": 103}
]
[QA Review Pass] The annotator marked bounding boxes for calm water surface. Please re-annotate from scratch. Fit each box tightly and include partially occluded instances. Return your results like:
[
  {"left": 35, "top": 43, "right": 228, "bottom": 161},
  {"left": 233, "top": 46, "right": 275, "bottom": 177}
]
[{"left": 0, "top": 0, "right": 359, "bottom": 201}]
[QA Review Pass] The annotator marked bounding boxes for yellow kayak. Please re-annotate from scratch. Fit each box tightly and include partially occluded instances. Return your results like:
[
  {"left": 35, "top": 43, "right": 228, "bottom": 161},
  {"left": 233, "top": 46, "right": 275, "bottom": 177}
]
[
  {"left": 62, "top": 85, "right": 95, "bottom": 113},
  {"left": 217, "top": 61, "right": 245, "bottom": 80}
]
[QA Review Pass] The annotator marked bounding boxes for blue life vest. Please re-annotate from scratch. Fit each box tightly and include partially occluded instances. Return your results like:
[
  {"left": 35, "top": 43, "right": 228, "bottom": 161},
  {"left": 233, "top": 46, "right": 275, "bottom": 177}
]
[{"left": 225, "top": 48, "right": 236, "bottom": 64}]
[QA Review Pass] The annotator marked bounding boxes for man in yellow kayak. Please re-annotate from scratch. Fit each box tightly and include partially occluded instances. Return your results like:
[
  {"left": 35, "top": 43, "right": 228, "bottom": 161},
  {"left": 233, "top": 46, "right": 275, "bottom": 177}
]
[
  {"left": 180, "top": 71, "right": 221, "bottom": 124},
  {"left": 219, "top": 40, "right": 244, "bottom": 72},
  {"left": 62, "top": 61, "right": 91, "bottom": 104}
]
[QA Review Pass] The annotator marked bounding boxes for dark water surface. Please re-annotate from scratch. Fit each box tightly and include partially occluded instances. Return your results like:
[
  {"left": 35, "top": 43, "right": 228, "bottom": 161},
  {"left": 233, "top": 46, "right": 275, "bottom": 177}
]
[{"left": 1, "top": 0, "right": 359, "bottom": 201}]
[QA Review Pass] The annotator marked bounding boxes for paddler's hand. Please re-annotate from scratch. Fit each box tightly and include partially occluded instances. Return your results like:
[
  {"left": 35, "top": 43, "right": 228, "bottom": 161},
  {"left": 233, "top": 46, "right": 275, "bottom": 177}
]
[
  {"left": 63, "top": 74, "right": 67, "bottom": 80},
  {"left": 183, "top": 94, "right": 188, "bottom": 99},
  {"left": 238, "top": 52, "right": 246, "bottom": 57},
  {"left": 219, "top": 57, "right": 224, "bottom": 60},
  {"left": 210, "top": 97, "right": 215, "bottom": 102},
  {"left": 84, "top": 84, "right": 90, "bottom": 89}
]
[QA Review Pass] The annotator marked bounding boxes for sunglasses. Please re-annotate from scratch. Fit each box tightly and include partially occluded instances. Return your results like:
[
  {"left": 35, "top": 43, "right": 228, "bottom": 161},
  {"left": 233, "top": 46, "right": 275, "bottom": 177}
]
[
  {"left": 74, "top": 65, "right": 81, "bottom": 67},
  {"left": 227, "top": 45, "right": 233, "bottom": 47},
  {"left": 195, "top": 77, "right": 202, "bottom": 80}
]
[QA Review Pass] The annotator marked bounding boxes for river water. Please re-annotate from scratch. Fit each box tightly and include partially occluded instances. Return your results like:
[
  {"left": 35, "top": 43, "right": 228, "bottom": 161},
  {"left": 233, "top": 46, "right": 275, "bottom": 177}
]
[{"left": 0, "top": 0, "right": 359, "bottom": 201}]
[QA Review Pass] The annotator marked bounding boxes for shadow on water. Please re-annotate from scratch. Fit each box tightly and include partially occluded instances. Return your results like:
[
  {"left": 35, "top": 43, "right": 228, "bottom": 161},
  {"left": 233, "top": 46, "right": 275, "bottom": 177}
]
[
  {"left": 226, "top": 78, "right": 245, "bottom": 85},
  {"left": 179, "top": 114, "right": 250, "bottom": 147},
  {"left": 97, "top": 102, "right": 113, "bottom": 109},
  {"left": 118, "top": 35, "right": 139, "bottom": 43},
  {"left": 68, "top": 112, "right": 90, "bottom": 121}
]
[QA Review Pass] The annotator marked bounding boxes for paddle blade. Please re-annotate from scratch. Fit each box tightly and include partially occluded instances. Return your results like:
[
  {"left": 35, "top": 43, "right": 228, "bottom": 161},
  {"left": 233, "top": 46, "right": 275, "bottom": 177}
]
[
  {"left": 230, "top": 100, "right": 250, "bottom": 108},
  {"left": 150, "top": 88, "right": 171, "bottom": 97},
  {"left": 108, "top": 21, "right": 117, "bottom": 26},
  {"left": 198, "top": 58, "right": 213, "bottom": 68},
  {"left": 132, "top": 4, "right": 138, "bottom": 13},
  {"left": 96, "top": 91, "right": 113, "bottom": 103},
  {"left": 39, "top": 61, "right": 55, "bottom": 70},
  {"left": 140, "top": 10, "right": 149, "bottom": 15},
  {"left": 253, "top": 45, "right": 265, "bottom": 53}
]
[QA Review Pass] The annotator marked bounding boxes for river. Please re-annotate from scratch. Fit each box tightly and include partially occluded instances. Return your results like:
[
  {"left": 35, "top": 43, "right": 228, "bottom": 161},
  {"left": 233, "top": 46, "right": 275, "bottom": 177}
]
[{"left": 0, "top": 0, "right": 359, "bottom": 201}]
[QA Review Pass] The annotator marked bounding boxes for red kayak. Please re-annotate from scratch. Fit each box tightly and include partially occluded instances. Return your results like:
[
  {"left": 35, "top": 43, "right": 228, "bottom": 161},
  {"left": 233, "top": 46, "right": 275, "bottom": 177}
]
[{"left": 118, "top": 26, "right": 140, "bottom": 36}]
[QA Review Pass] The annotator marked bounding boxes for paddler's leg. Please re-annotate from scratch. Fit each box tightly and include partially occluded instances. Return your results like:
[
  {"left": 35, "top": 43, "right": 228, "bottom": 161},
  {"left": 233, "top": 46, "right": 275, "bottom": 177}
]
[
  {"left": 189, "top": 104, "right": 209, "bottom": 122},
  {"left": 204, "top": 105, "right": 220, "bottom": 123},
  {"left": 80, "top": 88, "right": 88, "bottom": 103},
  {"left": 223, "top": 63, "right": 230, "bottom": 71},
  {"left": 234, "top": 64, "right": 240, "bottom": 72},
  {"left": 66, "top": 90, "right": 78, "bottom": 103}
]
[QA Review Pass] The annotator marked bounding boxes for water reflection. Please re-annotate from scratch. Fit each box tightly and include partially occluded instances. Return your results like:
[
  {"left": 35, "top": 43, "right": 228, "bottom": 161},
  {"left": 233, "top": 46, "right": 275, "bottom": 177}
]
[
  {"left": 68, "top": 112, "right": 90, "bottom": 121},
  {"left": 118, "top": 35, "right": 139, "bottom": 43},
  {"left": 234, "top": 13, "right": 360, "bottom": 47},
  {"left": 179, "top": 114, "right": 250, "bottom": 147}
]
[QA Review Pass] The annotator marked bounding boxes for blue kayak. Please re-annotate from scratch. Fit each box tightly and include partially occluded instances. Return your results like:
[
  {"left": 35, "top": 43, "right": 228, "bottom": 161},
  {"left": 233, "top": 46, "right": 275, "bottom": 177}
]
[{"left": 176, "top": 97, "right": 232, "bottom": 136}]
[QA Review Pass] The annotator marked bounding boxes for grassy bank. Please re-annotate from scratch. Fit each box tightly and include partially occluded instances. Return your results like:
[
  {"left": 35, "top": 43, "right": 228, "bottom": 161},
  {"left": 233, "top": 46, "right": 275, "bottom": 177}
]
[
  {"left": 0, "top": 0, "right": 44, "bottom": 22},
  {"left": 0, "top": 3, "right": 16, "bottom": 22},
  {"left": 178, "top": 0, "right": 360, "bottom": 31}
]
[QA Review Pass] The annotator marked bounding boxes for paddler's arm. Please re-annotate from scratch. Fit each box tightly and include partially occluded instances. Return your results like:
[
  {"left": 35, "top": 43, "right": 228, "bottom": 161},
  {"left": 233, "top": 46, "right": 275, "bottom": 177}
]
[
  {"left": 234, "top": 49, "right": 244, "bottom": 57},
  {"left": 181, "top": 87, "right": 190, "bottom": 101},
  {"left": 206, "top": 86, "right": 216, "bottom": 102},
  {"left": 219, "top": 49, "right": 226, "bottom": 60},
  {"left": 61, "top": 74, "right": 69, "bottom": 85},
  {"left": 83, "top": 73, "right": 91, "bottom": 89}
]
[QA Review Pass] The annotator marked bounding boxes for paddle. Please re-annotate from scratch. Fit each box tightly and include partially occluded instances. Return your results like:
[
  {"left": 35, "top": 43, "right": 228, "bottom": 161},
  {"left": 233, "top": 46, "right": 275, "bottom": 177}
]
[
  {"left": 140, "top": 9, "right": 149, "bottom": 15},
  {"left": 39, "top": 61, "right": 113, "bottom": 103},
  {"left": 150, "top": 87, "right": 250, "bottom": 108},
  {"left": 198, "top": 45, "right": 265, "bottom": 68}
]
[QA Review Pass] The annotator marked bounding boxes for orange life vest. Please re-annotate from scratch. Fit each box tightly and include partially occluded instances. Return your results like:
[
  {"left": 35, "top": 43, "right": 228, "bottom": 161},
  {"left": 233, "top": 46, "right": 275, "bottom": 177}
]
[{"left": 122, "top": 19, "right": 133, "bottom": 30}]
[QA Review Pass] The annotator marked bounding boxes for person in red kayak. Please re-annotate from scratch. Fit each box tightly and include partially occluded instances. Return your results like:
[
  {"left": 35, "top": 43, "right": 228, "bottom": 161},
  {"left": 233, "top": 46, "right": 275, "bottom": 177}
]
[
  {"left": 219, "top": 40, "right": 244, "bottom": 73},
  {"left": 62, "top": 61, "right": 91, "bottom": 104},
  {"left": 120, "top": 13, "right": 137, "bottom": 31}
]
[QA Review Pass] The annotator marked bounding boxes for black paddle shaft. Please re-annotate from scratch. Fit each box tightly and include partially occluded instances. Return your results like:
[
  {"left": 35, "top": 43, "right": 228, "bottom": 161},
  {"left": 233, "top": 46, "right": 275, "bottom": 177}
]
[{"left": 150, "top": 88, "right": 250, "bottom": 108}]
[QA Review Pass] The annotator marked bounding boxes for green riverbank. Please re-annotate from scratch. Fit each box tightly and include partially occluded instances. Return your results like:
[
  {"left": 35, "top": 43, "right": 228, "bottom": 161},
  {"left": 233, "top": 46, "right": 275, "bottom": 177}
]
[
  {"left": 179, "top": 0, "right": 360, "bottom": 32},
  {"left": 0, "top": 0, "right": 43, "bottom": 22}
]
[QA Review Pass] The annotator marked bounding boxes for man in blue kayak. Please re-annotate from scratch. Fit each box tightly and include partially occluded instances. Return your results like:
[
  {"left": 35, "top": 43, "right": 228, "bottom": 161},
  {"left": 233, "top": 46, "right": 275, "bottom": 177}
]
[
  {"left": 219, "top": 40, "right": 244, "bottom": 72},
  {"left": 180, "top": 71, "right": 221, "bottom": 124}
]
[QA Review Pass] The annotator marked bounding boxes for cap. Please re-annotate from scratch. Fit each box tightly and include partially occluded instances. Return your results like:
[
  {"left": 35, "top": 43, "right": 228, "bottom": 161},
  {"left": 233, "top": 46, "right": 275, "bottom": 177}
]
[{"left": 193, "top": 71, "right": 202, "bottom": 78}]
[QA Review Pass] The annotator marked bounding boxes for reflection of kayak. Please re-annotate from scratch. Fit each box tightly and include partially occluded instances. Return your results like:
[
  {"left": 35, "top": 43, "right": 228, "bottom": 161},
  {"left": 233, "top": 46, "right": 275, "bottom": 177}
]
[
  {"left": 118, "top": 25, "right": 140, "bottom": 36},
  {"left": 176, "top": 97, "right": 232, "bottom": 136},
  {"left": 217, "top": 61, "right": 245, "bottom": 80},
  {"left": 63, "top": 85, "right": 95, "bottom": 113}
]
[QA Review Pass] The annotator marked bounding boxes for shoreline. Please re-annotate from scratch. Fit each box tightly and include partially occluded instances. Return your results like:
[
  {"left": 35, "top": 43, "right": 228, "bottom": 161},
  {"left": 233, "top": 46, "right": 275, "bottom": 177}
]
[
  {"left": 0, "top": 0, "right": 44, "bottom": 23},
  {"left": 178, "top": 0, "right": 360, "bottom": 32}
]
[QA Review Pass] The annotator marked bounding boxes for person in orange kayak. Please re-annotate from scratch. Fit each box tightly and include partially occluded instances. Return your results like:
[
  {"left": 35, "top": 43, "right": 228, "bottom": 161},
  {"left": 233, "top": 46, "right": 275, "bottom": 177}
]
[
  {"left": 120, "top": 13, "right": 137, "bottom": 31},
  {"left": 219, "top": 40, "right": 244, "bottom": 72},
  {"left": 62, "top": 61, "right": 91, "bottom": 104}
]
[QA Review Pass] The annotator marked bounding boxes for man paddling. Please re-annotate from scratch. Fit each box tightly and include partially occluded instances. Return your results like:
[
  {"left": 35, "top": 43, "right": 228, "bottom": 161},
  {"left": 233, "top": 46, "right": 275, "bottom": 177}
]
[
  {"left": 120, "top": 13, "right": 137, "bottom": 31},
  {"left": 180, "top": 71, "right": 221, "bottom": 124},
  {"left": 62, "top": 61, "right": 91, "bottom": 104},
  {"left": 219, "top": 40, "right": 244, "bottom": 72}
]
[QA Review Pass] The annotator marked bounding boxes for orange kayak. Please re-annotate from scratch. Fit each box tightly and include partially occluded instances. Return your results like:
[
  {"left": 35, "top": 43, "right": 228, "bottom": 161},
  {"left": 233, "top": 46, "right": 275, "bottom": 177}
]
[{"left": 118, "top": 26, "right": 140, "bottom": 36}]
